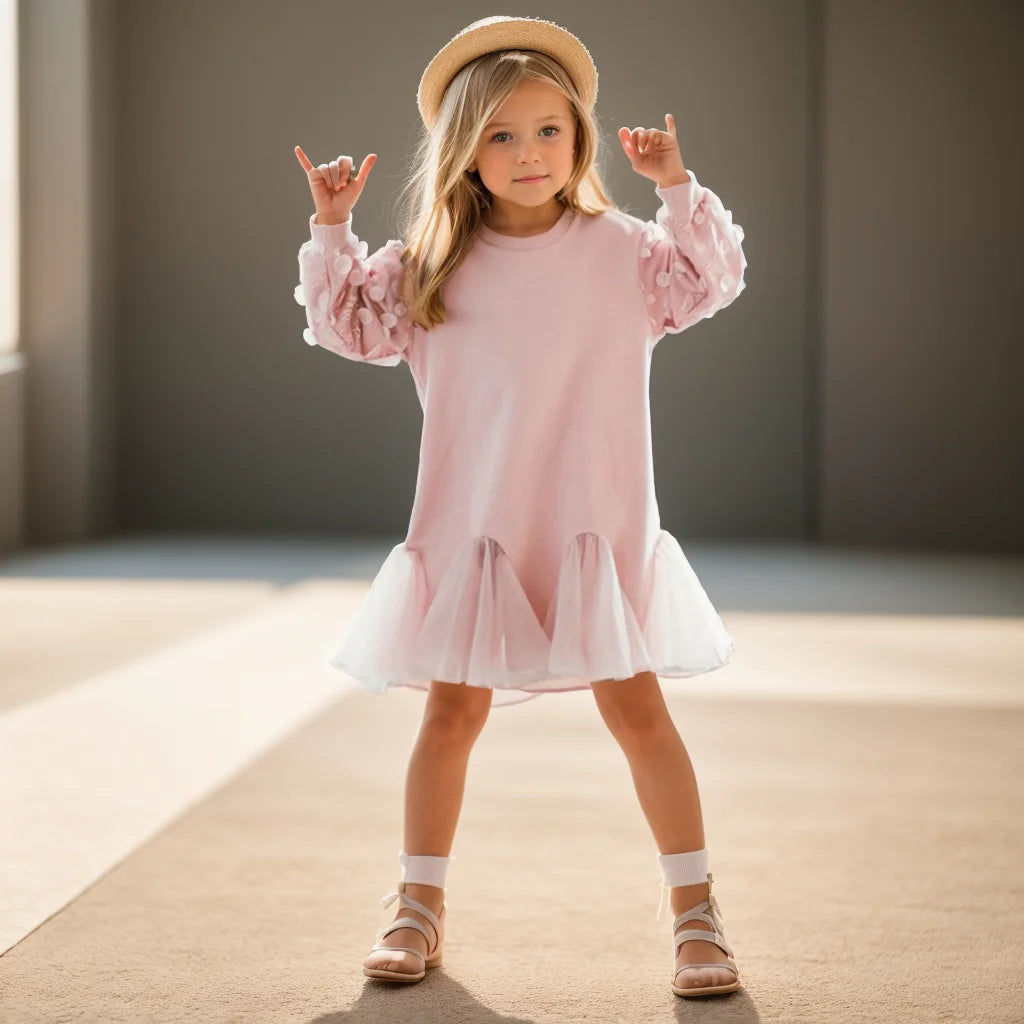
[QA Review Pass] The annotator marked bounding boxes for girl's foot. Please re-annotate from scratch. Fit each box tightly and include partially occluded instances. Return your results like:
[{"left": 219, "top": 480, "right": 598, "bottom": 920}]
[
  {"left": 671, "top": 880, "right": 738, "bottom": 992},
  {"left": 362, "top": 882, "right": 445, "bottom": 977}
]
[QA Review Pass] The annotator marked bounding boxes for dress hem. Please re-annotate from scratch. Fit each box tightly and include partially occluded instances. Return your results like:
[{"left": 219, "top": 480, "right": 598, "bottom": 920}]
[
  {"left": 328, "top": 529, "right": 735, "bottom": 710},
  {"left": 333, "top": 639, "right": 735, "bottom": 708}
]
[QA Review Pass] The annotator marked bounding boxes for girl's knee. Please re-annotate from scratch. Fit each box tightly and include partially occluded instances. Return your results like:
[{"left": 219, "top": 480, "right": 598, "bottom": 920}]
[
  {"left": 423, "top": 680, "right": 492, "bottom": 737},
  {"left": 591, "top": 671, "right": 672, "bottom": 741}
]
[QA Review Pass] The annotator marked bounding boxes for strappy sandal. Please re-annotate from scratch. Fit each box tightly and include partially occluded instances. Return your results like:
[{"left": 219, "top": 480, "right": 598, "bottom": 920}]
[
  {"left": 669, "top": 873, "right": 742, "bottom": 997},
  {"left": 362, "top": 880, "right": 446, "bottom": 983}
]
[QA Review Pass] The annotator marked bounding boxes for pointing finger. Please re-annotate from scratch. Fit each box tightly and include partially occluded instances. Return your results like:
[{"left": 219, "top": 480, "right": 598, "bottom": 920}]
[{"left": 295, "top": 145, "right": 313, "bottom": 172}]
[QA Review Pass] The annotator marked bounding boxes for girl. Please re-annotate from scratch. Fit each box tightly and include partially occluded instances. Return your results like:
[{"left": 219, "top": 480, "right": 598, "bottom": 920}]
[{"left": 293, "top": 15, "right": 746, "bottom": 999}]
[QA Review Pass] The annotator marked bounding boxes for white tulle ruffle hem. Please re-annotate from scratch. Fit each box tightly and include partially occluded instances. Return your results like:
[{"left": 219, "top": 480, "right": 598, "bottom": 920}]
[{"left": 329, "top": 530, "right": 734, "bottom": 708}]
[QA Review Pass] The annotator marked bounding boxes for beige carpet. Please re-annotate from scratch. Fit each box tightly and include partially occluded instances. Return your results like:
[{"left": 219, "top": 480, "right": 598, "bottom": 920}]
[
  {"left": 1, "top": 539, "right": 1022, "bottom": 1023},
  {"left": 2, "top": 683, "right": 1021, "bottom": 1023}
]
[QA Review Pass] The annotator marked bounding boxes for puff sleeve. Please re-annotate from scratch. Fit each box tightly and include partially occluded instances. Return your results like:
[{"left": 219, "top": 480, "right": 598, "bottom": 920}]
[
  {"left": 637, "top": 169, "right": 747, "bottom": 342},
  {"left": 294, "top": 213, "right": 414, "bottom": 366}
]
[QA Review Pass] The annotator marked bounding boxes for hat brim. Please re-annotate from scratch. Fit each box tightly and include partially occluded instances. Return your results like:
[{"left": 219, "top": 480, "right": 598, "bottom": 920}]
[{"left": 417, "top": 16, "right": 598, "bottom": 130}]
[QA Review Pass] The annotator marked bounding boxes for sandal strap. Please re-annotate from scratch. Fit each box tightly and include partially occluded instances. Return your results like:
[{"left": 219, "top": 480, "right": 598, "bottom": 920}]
[
  {"left": 675, "top": 959, "right": 739, "bottom": 979},
  {"left": 377, "top": 882, "right": 445, "bottom": 954},
  {"left": 368, "top": 943, "right": 426, "bottom": 966},
  {"left": 672, "top": 898, "right": 720, "bottom": 927},
  {"left": 377, "top": 915, "right": 434, "bottom": 945},
  {"left": 672, "top": 894, "right": 725, "bottom": 928},
  {"left": 380, "top": 886, "right": 443, "bottom": 940},
  {"left": 672, "top": 892, "right": 733, "bottom": 957},
  {"left": 674, "top": 927, "right": 734, "bottom": 957}
]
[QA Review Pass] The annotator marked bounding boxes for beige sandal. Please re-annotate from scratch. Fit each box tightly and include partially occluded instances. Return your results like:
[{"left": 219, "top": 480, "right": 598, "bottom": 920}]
[
  {"left": 362, "top": 880, "right": 446, "bottom": 983},
  {"left": 669, "top": 873, "right": 742, "bottom": 997}
]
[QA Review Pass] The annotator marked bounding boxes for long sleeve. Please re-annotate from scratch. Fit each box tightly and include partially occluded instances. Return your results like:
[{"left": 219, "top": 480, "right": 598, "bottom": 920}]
[
  {"left": 294, "top": 213, "right": 415, "bottom": 366},
  {"left": 637, "top": 169, "right": 747, "bottom": 341}
]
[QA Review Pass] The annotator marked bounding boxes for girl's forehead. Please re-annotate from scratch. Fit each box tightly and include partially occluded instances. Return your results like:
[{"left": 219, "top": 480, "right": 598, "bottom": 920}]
[{"left": 490, "top": 82, "right": 572, "bottom": 120}]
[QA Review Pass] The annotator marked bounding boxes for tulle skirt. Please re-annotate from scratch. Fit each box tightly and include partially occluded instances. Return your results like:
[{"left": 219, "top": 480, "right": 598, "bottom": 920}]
[{"left": 329, "top": 529, "right": 734, "bottom": 708}]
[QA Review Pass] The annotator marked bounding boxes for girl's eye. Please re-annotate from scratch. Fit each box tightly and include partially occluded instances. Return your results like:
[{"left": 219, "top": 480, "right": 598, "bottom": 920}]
[{"left": 490, "top": 126, "right": 560, "bottom": 143}]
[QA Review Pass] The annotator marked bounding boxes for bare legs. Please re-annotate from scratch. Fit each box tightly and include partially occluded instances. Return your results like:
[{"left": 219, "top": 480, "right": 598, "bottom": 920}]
[
  {"left": 590, "top": 670, "right": 736, "bottom": 991},
  {"left": 364, "top": 680, "right": 493, "bottom": 973},
  {"left": 365, "top": 671, "right": 733, "bottom": 989}
]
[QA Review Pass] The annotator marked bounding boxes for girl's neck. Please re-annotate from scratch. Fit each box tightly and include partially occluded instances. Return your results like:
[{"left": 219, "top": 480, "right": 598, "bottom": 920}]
[{"left": 481, "top": 197, "right": 567, "bottom": 237}]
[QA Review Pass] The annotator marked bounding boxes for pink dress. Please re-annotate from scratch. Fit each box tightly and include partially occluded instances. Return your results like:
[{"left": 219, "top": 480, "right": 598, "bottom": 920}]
[{"left": 295, "top": 169, "right": 747, "bottom": 707}]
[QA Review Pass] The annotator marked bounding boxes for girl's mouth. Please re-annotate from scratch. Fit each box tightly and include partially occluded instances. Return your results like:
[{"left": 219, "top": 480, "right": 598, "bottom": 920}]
[{"left": 515, "top": 175, "right": 548, "bottom": 183}]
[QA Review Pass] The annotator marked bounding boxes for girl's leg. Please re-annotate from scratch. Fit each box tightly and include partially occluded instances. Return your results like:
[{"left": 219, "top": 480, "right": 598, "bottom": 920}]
[
  {"left": 364, "top": 680, "right": 493, "bottom": 973},
  {"left": 590, "top": 670, "right": 736, "bottom": 991}
]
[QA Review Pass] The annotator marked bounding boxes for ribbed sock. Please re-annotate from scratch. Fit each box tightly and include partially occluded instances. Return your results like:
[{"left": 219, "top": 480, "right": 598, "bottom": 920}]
[
  {"left": 398, "top": 850, "right": 454, "bottom": 888},
  {"left": 656, "top": 847, "right": 709, "bottom": 887}
]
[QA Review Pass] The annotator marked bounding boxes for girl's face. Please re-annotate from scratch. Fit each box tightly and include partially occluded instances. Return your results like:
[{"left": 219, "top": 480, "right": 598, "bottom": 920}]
[{"left": 469, "top": 79, "right": 577, "bottom": 226}]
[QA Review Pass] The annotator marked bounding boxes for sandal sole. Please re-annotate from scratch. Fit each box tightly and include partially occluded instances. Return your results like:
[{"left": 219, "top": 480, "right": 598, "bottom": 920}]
[{"left": 672, "top": 979, "right": 742, "bottom": 997}]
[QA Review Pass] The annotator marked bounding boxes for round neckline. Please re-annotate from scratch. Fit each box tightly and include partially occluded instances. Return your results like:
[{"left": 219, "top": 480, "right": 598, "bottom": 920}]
[{"left": 476, "top": 204, "right": 578, "bottom": 250}]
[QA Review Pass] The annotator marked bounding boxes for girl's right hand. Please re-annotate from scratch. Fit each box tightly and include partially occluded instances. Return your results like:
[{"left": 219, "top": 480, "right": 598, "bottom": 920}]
[{"left": 294, "top": 145, "right": 377, "bottom": 224}]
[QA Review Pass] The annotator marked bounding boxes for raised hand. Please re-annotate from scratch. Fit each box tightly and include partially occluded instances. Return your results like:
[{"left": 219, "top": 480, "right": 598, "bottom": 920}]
[
  {"left": 294, "top": 145, "right": 378, "bottom": 225},
  {"left": 618, "top": 114, "right": 689, "bottom": 187}
]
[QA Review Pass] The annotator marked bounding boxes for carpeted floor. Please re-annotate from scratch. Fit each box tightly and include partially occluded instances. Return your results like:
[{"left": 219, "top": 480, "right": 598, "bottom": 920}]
[{"left": 1, "top": 540, "right": 1022, "bottom": 1023}]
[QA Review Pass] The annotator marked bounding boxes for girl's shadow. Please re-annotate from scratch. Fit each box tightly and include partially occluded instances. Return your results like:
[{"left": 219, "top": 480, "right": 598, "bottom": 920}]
[
  {"left": 310, "top": 968, "right": 760, "bottom": 1023},
  {"left": 310, "top": 972, "right": 536, "bottom": 1024}
]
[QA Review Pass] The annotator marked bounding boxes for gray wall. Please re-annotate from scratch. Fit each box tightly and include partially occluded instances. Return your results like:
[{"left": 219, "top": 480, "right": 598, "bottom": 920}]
[
  {"left": 7, "top": 0, "right": 1021, "bottom": 554},
  {"left": 820, "top": 1, "right": 1023, "bottom": 550},
  {"left": 9, "top": 0, "right": 118, "bottom": 552}
]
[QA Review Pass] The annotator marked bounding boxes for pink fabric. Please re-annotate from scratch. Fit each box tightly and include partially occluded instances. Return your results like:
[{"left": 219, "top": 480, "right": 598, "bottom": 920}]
[{"left": 295, "top": 169, "right": 747, "bottom": 707}]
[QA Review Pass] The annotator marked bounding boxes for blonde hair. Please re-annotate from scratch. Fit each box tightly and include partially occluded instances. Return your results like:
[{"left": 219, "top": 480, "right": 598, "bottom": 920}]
[{"left": 392, "top": 50, "right": 617, "bottom": 330}]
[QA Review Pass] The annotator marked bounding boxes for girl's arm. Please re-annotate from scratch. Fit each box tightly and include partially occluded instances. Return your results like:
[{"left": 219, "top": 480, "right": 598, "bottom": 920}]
[
  {"left": 295, "top": 213, "right": 414, "bottom": 366},
  {"left": 637, "top": 169, "right": 747, "bottom": 341}
]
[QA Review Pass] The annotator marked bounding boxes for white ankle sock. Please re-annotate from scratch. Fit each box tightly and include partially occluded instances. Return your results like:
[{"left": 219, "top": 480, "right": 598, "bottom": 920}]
[
  {"left": 656, "top": 847, "right": 709, "bottom": 887},
  {"left": 399, "top": 850, "right": 454, "bottom": 889},
  {"left": 655, "top": 848, "right": 709, "bottom": 920}
]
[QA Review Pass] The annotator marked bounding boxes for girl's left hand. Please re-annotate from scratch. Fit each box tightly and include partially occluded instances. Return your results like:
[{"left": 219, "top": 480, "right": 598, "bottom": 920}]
[{"left": 618, "top": 114, "right": 688, "bottom": 186}]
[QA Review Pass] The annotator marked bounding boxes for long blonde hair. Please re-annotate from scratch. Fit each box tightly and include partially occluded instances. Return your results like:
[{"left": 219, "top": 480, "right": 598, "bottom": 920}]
[{"left": 393, "top": 50, "right": 617, "bottom": 330}]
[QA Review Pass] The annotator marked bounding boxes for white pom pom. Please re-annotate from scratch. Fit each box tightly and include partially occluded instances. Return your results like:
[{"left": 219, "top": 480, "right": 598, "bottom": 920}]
[
  {"left": 293, "top": 283, "right": 305, "bottom": 306},
  {"left": 302, "top": 328, "right": 317, "bottom": 346}
]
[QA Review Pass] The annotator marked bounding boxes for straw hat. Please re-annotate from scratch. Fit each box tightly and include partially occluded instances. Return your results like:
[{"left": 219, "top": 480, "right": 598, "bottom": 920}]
[{"left": 416, "top": 16, "right": 598, "bottom": 131}]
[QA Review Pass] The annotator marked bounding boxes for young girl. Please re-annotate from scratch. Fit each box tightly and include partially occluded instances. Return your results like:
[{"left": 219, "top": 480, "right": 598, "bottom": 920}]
[{"left": 293, "top": 15, "right": 746, "bottom": 999}]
